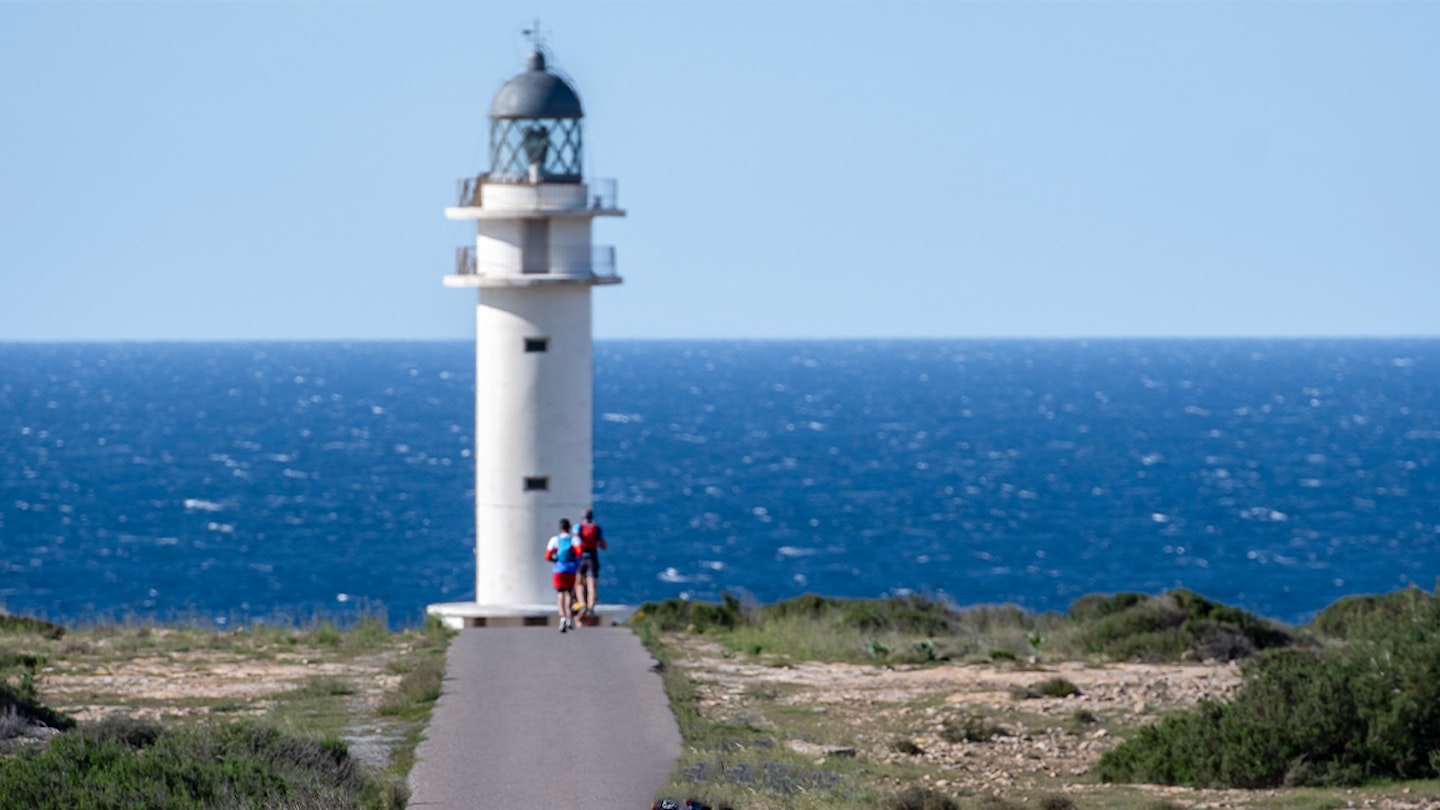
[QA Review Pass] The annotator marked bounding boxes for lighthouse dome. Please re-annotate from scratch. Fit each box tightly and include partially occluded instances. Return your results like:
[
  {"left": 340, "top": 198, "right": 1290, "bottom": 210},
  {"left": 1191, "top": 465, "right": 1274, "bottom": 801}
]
[{"left": 489, "top": 50, "right": 583, "bottom": 120}]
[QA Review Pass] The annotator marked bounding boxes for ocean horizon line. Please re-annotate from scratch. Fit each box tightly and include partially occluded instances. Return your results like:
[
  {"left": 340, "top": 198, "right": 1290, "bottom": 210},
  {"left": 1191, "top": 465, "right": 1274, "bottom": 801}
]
[{"left": 3, "top": 334, "right": 1439, "bottom": 346}]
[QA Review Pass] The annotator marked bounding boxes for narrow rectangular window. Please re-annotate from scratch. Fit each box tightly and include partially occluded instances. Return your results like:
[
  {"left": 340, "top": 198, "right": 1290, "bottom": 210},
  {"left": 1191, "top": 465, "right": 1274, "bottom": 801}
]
[
  {"left": 523, "top": 476, "right": 549, "bottom": 492},
  {"left": 521, "top": 220, "right": 549, "bottom": 274},
  {"left": 524, "top": 337, "right": 549, "bottom": 353}
]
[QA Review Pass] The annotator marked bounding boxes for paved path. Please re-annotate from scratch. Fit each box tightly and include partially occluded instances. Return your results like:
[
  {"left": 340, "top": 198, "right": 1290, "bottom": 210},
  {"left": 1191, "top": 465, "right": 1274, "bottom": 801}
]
[{"left": 407, "top": 626, "right": 682, "bottom": 809}]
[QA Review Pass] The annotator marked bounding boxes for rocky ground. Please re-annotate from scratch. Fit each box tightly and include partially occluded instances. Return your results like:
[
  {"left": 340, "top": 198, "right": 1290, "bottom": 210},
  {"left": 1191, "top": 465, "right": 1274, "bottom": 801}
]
[
  {"left": 38, "top": 650, "right": 402, "bottom": 725},
  {"left": 7, "top": 630, "right": 411, "bottom": 768},
  {"left": 12, "top": 629, "right": 1440, "bottom": 808},
  {"left": 671, "top": 636, "right": 1440, "bottom": 810}
]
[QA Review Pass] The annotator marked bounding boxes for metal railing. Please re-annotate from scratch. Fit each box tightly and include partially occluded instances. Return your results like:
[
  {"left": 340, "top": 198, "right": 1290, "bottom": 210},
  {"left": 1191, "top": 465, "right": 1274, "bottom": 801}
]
[
  {"left": 586, "top": 178, "right": 619, "bottom": 211},
  {"left": 454, "top": 174, "right": 620, "bottom": 212},
  {"left": 456, "top": 245, "right": 476, "bottom": 276},
  {"left": 457, "top": 175, "right": 486, "bottom": 207},
  {"left": 453, "top": 245, "right": 617, "bottom": 279}
]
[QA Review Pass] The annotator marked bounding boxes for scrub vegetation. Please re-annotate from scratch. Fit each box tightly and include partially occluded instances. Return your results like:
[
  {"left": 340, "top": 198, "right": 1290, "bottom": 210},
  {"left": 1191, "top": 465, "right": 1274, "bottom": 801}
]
[
  {"left": 1096, "top": 588, "right": 1440, "bottom": 789},
  {"left": 634, "top": 589, "right": 1292, "bottom": 666},
  {"left": 633, "top": 588, "right": 1440, "bottom": 810},
  {"left": 0, "top": 610, "right": 451, "bottom": 808}
]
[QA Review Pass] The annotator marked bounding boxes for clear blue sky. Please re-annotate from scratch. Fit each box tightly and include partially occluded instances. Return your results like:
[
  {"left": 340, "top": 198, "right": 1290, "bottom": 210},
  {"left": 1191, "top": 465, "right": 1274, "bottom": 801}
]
[{"left": 2, "top": 1, "right": 1436, "bottom": 341}]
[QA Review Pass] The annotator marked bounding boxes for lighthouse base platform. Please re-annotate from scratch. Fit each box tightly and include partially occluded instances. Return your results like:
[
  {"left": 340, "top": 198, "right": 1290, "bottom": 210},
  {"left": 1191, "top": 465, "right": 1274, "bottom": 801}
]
[{"left": 426, "top": 601, "right": 637, "bottom": 630}]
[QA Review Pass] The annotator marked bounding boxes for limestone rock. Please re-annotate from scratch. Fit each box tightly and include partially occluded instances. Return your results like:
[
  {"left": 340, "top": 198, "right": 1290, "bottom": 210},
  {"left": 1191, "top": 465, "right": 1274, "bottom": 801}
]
[{"left": 787, "top": 739, "right": 856, "bottom": 758}]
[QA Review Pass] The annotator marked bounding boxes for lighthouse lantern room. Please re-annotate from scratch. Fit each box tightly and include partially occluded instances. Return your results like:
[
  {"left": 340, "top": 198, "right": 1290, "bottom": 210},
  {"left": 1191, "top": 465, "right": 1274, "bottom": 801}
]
[{"left": 430, "top": 38, "right": 623, "bottom": 627}]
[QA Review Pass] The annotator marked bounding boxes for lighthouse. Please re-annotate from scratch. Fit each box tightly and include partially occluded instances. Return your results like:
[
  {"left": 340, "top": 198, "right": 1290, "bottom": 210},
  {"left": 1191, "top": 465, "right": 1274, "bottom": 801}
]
[{"left": 429, "top": 41, "right": 623, "bottom": 627}]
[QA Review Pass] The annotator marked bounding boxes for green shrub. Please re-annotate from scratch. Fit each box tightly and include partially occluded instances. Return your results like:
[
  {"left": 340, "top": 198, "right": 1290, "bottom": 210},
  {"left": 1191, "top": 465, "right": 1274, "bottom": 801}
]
[
  {"left": 888, "top": 785, "right": 959, "bottom": 810},
  {"left": 1071, "top": 589, "right": 1290, "bottom": 662},
  {"left": 631, "top": 594, "right": 744, "bottom": 633},
  {"left": 83, "top": 714, "right": 164, "bottom": 748},
  {"left": 1098, "top": 594, "right": 1440, "bottom": 788},
  {"left": 346, "top": 614, "right": 392, "bottom": 651},
  {"left": 756, "top": 593, "right": 959, "bottom": 636},
  {"left": 940, "top": 713, "right": 1002, "bottom": 743},
  {"left": 913, "top": 639, "right": 941, "bottom": 661},
  {"left": 1067, "top": 592, "right": 1150, "bottom": 623},
  {"left": 0, "top": 651, "right": 42, "bottom": 674},
  {"left": 0, "top": 720, "right": 395, "bottom": 809},
  {"left": 377, "top": 653, "right": 445, "bottom": 719},
  {"left": 890, "top": 738, "right": 923, "bottom": 755},
  {"left": 278, "top": 675, "right": 360, "bottom": 701},
  {"left": 1310, "top": 587, "right": 1435, "bottom": 641},
  {"left": 314, "top": 620, "right": 344, "bottom": 646},
  {"left": 954, "top": 603, "right": 1043, "bottom": 636},
  {"left": 0, "top": 615, "right": 65, "bottom": 640},
  {"left": 1034, "top": 677, "right": 1081, "bottom": 698},
  {"left": 0, "top": 681, "right": 74, "bottom": 732},
  {"left": 975, "top": 797, "right": 1024, "bottom": 810},
  {"left": 636, "top": 593, "right": 968, "bottom": 665}
]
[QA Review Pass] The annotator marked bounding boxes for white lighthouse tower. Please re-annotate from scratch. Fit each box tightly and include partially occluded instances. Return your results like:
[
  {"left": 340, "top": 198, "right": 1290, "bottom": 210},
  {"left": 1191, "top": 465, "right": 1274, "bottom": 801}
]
[{"left": 429, "top": 40, "right": 623, "bottom": 627}]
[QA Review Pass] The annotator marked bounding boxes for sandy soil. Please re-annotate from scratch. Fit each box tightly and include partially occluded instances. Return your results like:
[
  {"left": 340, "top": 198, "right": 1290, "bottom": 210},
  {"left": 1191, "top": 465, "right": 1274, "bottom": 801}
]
[
  {"left": 24, "top": 632, "right": 1440, "bottom": 808},
  {"left": 39, "top": 651, "right": 402, "bottom": 725},
  {"left": 26, "top": 638, "right": 408, "bottom": 768},
  {"left": 672, "top": 637, "right": 1440, "bottom": 810}
]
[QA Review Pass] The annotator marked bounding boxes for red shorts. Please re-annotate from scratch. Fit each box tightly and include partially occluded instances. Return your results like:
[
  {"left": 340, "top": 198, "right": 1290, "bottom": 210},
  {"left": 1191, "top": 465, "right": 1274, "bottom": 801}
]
[{"left": 552, "top": 572, "right": 577, "bottom": 591}]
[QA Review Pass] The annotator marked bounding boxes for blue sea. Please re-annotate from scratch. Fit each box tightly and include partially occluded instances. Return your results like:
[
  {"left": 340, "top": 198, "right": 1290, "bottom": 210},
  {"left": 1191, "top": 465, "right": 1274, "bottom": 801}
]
[{"left": 2, "top": 340, "right": 1437, "bottom": 627}]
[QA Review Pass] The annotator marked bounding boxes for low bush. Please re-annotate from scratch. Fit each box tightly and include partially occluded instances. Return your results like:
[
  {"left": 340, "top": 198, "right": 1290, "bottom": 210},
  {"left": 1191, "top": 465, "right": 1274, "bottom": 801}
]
[
  {"left": 1097, "top": 590, "right": 1440, "bottom": 788},
  {"left": 974, "top": 797, "right": 1024, "bottom": 810},
  {"left": 1033, "top": 677, "right": 1081, "bottom": 698},
  {"left": 1070, "top": 589, "right": 1291, "bottom": 662},
  {"left": 0, "top": 681, "right": 74, "bottom": 734},
  {"left": 643, "top": 588, "right": 1310, "bottom": 667},
  {"left": 0, "top": 615, "right": 65, "bottom": 641},
  {"left": 888, "top": 785, "right": 959, "bottom": 810},
  {"left": 635, "top": 589, "right": 1298, "bottom": 666},
  {"left": 1067, "top": 592, "right": 1149, "bottom": 623},
  {"left": 756, "top": 593, "right": 958, "bottom": 637},
  {"left": 0, "top": 651, "right": 42, "bottom": 674},
  {"left": 634, "top": 592, "right": 967, "bottom": 641},
  {"left": 377, "top": 653, "right": 445, "bottom": 720},
  {"left": 890, "top": 738, "right": 923, "bottom": 756},
  {"left": 678, "top": 754, "right": 844, "bottom": 798},
  {"left": 0, "top": 720, "right": 398, "bottom": 809},
  {"left": 83, "top": 714, "right": 164, "bottom": 747},
  {"left": 634, "top": 593, "right": 970, "bottom": 665},
  {"left": 279, "top": 675, "right": 360, "bottom": 701},
  {"left": 940, "top": 713, "right": 1002, "bottom": 743},
  {"left": 633, "top": 594, "right": 745, "bottom": 633},
  {"left": 1310, "top": 587, "right": 1435, "bottom": 641}
]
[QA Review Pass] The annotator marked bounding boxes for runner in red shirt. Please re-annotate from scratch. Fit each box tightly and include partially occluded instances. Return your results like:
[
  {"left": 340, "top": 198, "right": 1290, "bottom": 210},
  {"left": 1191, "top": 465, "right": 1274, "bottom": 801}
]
[{"left": 575, "top": 509, "right": 608, "bottom": 623}]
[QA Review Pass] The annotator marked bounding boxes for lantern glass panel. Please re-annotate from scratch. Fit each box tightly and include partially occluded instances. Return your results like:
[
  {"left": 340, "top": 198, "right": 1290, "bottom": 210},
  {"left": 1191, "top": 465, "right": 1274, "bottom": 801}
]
[{"left": 490, "top": 118, "right": 583, "bottom": 182}]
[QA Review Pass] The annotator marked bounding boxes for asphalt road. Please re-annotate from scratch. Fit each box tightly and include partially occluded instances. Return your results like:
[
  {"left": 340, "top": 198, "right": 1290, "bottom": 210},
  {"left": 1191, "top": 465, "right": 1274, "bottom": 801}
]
[{"left": 407, "top": 626, "right": 682, "bottom": 809}]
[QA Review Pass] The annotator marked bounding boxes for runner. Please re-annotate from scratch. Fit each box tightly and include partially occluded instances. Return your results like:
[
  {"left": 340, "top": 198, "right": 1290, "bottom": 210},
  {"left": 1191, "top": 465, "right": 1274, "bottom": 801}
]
[
  {"left": 576, "top": 509, "right": 608, "bottom": 624},
  {"left": 544, "top": 518, "right": 583, "bottom": 632}
]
